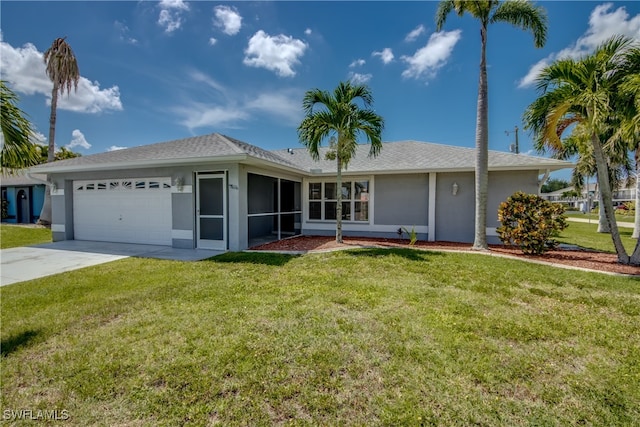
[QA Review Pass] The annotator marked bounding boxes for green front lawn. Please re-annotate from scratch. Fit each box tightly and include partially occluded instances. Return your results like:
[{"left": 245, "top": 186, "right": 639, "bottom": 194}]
[
  {"left": 1, "top": 250, "right": 638, "bottom": 425},
  {"left": 558, "top": 221, "right": 637, "bottom": 253},
  {"left": 0, "top": 224, "right": 52, "bottom": 249}
]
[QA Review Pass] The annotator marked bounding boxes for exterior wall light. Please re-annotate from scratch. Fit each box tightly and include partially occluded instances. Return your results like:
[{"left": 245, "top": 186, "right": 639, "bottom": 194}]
[
  {"left": 174, "top": 176, "right": 184, "bottom": 192},
  {"left": 452, "top": 182, "right": 459, "bottom": 196},
  {"left": 50, "top": 181, "right": 58, "bottom": 192}
]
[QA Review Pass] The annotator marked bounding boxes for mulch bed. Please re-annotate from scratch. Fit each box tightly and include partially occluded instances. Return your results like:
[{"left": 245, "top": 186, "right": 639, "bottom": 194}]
[{"left": 250, "top": 236, "right": 640, "bottom": 277}]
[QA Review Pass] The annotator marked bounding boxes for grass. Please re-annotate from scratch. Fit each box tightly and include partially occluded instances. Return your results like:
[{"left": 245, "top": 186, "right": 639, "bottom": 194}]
[
  {"left": 1, "top": 249, "right": 639, "bottom": 425},
  {"left": 0, "top": 224, "right": 52, "bottom": 249},
  {"left": 558, "top": 221, "right": 637, "bottom": 254}
]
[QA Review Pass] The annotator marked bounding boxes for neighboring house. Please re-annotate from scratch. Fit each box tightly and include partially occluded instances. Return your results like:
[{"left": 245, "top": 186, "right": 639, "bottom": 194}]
[
  {"left": 1, "top": 173, "right": 47, "bottom": 224},
  {"left": 541, "top": 182, "right": 637, "bottom": 212},
  {"left": 31, "top": 133, "right": 571, "bottom": 250}
]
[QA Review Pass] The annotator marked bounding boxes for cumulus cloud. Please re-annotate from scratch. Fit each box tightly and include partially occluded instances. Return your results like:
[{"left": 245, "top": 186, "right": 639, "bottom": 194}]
[
  {"left": 349, "top": 59, "right": 365, "bottom": 68},
  {"left": 158, "top": 0, "right": 189, "bottom": 34},
  {"left": 372, "top": 47, "right": 394, "bottom": 64},
  {"left": 243, "top": 30, "right": 307, "bottom": 77},
  {"left": 304, "top": 28, "right": 312, "bottom": 36},
  {"left": 0, "top": 39, "right": 123, "bottom": 113},
  {"left": 348, "top": 72, "right": 372, "bottom": 85},
  {"left": 519, "top": 3, "right": 640, "bottom": 88},
  {"left": 66, "top": 129, "right": 91, "bottom": 150},
  {"left": 401, "top": 30, "right": 461, "bottom": 82},
  {"left": 213, "top": 5, "right": 242, "bottom": 36},
  {"left": 208, "top": 37, "right": 217, "bottom": 46},
  {"left": 114, "top": 20, "right": 138, "bottom": 45},
  {"left": 107, "top": 145, "right": 127, "bottom": 152},
  {"left": 405, "top": 24, "right": 426, "bottom": 42}
]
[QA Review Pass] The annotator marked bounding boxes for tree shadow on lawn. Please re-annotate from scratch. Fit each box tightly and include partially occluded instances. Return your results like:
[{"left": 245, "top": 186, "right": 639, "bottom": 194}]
[
  {"left": 345, "top": 247, "right": 446, "bottom": 261},
  {"left": 206, "top": 252, "right": 299, "bottom": 266},
  {"left": 1, "top": 329, "right": 41, "bottom": 357}
]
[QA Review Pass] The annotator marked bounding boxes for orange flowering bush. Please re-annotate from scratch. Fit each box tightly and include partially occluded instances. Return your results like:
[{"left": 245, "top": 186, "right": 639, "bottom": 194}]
[{"left": 497, "top": 191, "right": 568, "bottom": 255}]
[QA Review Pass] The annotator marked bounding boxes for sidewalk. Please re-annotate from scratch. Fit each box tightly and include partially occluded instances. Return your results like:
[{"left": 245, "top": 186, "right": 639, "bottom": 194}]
[{"left": 567, "top": 217, "right": 634, "bottom": 228}]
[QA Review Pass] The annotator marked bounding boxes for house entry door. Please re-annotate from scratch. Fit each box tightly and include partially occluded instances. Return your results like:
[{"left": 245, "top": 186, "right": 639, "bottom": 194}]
[{"left": 197, "top": 173, "right": 226, "bottom": 250}]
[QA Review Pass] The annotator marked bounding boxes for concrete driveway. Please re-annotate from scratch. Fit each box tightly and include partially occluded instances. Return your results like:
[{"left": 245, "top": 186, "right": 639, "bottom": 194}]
[{"left": 0, "top": 241, "right": 223, "bottom": 286}]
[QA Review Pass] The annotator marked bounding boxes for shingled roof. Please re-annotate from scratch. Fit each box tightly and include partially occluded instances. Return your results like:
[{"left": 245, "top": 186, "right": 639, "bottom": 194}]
[
  {"left": 33, "top": 134, "right": 571, "bottom": 174},
  {"left": 273, "top": 141, "right": 571, "bottom": 174},
  {"left": 33, "top": 133, "right": 302, "bottom": 173}
]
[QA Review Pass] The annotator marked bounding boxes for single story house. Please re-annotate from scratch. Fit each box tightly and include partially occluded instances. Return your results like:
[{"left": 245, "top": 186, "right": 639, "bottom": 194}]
[
  {"left": 31, "top": 133, "right": 571, "bottom": 250},
  {"left": 1, "top": 172, "right": 47, "bottom": 224}
]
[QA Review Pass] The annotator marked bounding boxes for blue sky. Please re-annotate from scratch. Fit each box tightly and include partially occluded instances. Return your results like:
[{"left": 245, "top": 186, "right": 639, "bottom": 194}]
[{"left": 1, "top": 1, "right": 639, "bottom": 180}]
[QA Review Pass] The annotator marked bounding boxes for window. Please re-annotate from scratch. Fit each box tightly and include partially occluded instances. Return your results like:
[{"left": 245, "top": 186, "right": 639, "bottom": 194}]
[{"left": 308, "top": 180, "right": 369, "bottom": 222}]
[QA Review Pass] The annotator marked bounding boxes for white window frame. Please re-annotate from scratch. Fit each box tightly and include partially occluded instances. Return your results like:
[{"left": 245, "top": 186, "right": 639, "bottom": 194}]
[{"left": 306, "top": 177, "right": 371, "bottom": 223}]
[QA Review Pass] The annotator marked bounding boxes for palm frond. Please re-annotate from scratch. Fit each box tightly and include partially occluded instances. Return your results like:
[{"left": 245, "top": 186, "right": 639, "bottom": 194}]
[{"left": 492, "top": 0, "right": 547, "bottom": 48}]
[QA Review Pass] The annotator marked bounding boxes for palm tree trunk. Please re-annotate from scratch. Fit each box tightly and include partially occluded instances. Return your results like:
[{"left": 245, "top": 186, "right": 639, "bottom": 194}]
[
  {"left": 633, "top": 149, "right": 639, "bottom": 239},
  {"left": 336, "top": 154, "right": 343, "bottom": 243},
  {"left": 591, "top": 132, "right": 629, "bottom": 263},
  {"left": 473, "top": 24, "right": 489, "bottom": 250},
  {"left": 597, "top": 191, "right": 610, "bottom": 233},
  {"left": 38, "top": 84, "right": 59, "bottom": 226}
]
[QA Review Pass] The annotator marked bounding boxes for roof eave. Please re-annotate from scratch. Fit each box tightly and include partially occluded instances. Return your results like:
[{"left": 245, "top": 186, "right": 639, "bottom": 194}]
[{"left": 33, "top": 155, "right": 249, "bottom": 174}]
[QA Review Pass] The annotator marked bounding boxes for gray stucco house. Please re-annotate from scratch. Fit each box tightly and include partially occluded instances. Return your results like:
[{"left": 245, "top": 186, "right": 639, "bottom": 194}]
[{"left": 32, "top": 133, "right": 571, "bottom": 250}]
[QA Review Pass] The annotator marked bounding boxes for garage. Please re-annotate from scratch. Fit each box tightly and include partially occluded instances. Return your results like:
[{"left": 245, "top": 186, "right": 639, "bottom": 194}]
[{"left": 73, "top": 178, "right": 173, "bottom": 245}]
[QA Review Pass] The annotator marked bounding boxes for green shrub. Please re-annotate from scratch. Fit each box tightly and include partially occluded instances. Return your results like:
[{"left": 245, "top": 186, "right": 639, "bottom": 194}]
[
  {"left": 1, "top": 198, "right": 8, "bottom": 220},
  {"left": 497, "top": 192, "right": 568, "bottom": 255}
]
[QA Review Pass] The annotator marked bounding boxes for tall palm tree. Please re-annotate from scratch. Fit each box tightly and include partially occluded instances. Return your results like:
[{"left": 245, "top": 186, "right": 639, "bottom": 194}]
[
  {"left": 0, "top": 81, "right": 39, "bottom": 172},
  {"left": 436, "top": 0, "right": 547, "bottom": 250},
  {"left": 39, "top": 37, "right": 80, "bottom": 225},
  {"left": 298, "top": 81, "right": 384, "bottom": 243},
  {"left": 611, "top": 45, "right": 640, "bottom": 239},
  {"left": 524, "top": 36, "right": 640, "bottom": 265}
]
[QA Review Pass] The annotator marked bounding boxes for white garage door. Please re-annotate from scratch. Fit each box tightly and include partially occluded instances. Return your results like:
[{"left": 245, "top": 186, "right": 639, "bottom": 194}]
[{"left": 73, "top": 178, "right": 172, "bottom": 245}]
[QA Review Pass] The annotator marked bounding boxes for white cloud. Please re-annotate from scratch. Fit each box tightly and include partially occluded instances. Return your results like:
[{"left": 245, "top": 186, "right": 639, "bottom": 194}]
[
  {"left": 213, "top": 5, "right": 242, "bottom": 36},
  {"left": 372, "top": 47, "right": 394, "bottom": 64},
  {"left": 243, "top": 30, "right": 308, "bottom": 77},
  {"left": 174, "top": 103, "right": 249, "bottom": 129},
  {"left": 405, "top": 24, "right": 426, "bottom": 42},
  {"left": 208, "top": 37, "right": 217, "bottom": 46},
  {"left": 173, "top": 71, "right": 303, "bottom": 130},
  {"left": 519, "top": 3, "right": 640, "bottom": 88},
  {"left": 0, "top": 39, "right": 123, "bottom": 114},
  {"left": 349, "top": 59, "right": 365, "bottom": 68},
  {"left": 114, "top": 20, "right": 138, "bottom": 45},
  {"left": 348, "top": 72, "right": 372, "bottom": 85},
  {"left": 401, "top": 30, "right": 461, "bottom": 81},
  {"left": 158, "top": 0, "right": 189, "bottom": 34},
  {"left": 30, "top": 131, "right": 47, "bottom": 145},
  {"left": 107, "top": 145, "right": 127, "bottom": 152},
  {"left": 304, "top": 28, "right": 312, "bottom": 36},
  {"left": 66, "top": 129, "right": 91, "bottom": 150},
  {"left": 245, "top": 90, "right": 303, "bottom": 125}
]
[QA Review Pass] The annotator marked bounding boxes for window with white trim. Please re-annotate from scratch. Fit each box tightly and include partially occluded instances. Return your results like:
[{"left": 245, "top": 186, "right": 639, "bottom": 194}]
[{"left": 308, "top": 180, "right": 369, "bottom": 222}]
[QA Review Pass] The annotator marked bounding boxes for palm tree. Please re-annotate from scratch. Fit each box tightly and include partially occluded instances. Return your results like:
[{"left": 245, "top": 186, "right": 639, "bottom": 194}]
[
  {"left": 39, "top": 37, "right": 80, "bottom": 225},
  {"left": 524, "top": 36, "right": 640, "bottom": 265},
  {"left": 0, "top": 81, "right": 39, "bottom": 172},
  {"left": 298, "top": 81, "right": 384, "bottom": 243},
  {"left": 540, "top": 123, "right": 632, "bottom": 233},
  {"left": 436, "top": 0, "right": 547, "bottom": 250},
  {"left": 611, "top": 45, "right": 640, "bottom": 239}
]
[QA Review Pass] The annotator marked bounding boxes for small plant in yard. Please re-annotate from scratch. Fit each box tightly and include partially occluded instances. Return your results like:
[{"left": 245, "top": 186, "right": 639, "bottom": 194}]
[
  {"left": 497, "top": 191, "right": 568, "bottom": 254},
  {"left": 398, "top": 226, "right": 418, "bottom": 245}
]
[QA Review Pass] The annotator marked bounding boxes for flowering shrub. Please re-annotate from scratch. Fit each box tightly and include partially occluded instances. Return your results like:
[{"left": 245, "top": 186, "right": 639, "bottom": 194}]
[{"left": 497, "top": 191, "right": 568, "bottom": 255}]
